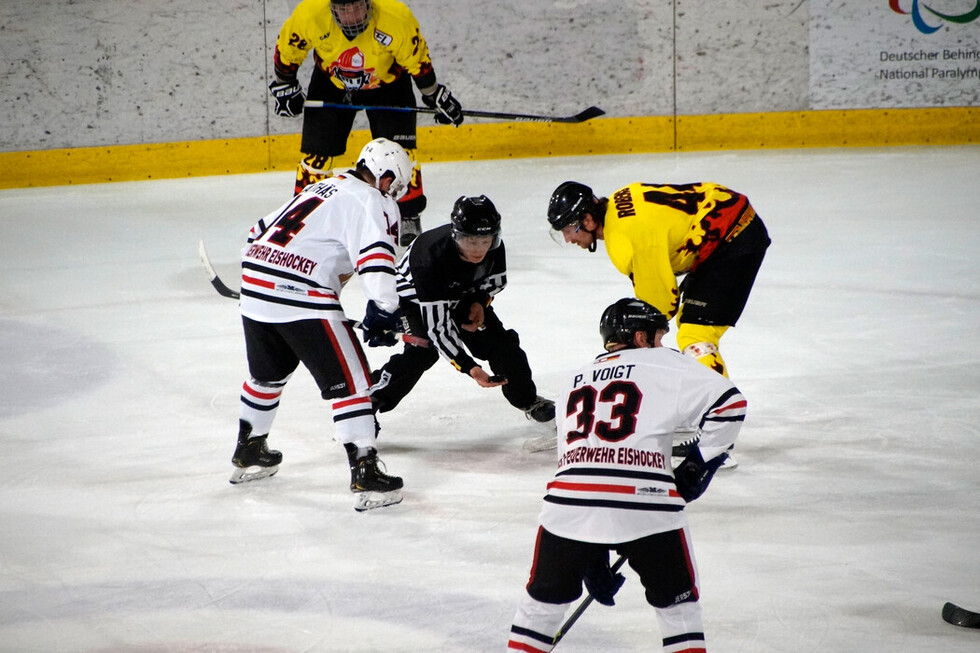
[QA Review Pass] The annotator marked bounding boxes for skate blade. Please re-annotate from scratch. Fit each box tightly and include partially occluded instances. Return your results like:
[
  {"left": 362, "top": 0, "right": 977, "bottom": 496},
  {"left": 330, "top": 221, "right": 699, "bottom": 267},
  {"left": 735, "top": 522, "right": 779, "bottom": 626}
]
[
  {"left": 229, "top": 464, "right": 279, "bottom": 484},
  {"left": 354, "top": 489, "right": 403, "bottom": 512},
  {"left": 523, "top": 433, "right": 557, "bottom": 453},
  {"left": 719, "top": 454, "right": 739, "bottom": 471}
]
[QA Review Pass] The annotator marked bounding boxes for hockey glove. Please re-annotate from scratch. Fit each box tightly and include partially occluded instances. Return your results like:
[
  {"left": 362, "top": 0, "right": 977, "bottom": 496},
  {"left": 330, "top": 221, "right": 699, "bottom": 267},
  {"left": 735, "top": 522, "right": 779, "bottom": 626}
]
[
  {"left": 361, "top": 301, "right": 402, "bottom": 347},
  {"left": 673, "top": 447, "right": 728, "bottom": 503},
  {"left": 269, "top": 79, "right": 305, "bottom": 117},
  {"left": 421, "top": 84, "right": 463, "bottom": 126},
  {"left": 583, "top": 551, "right": 625, "bottom": 607}
]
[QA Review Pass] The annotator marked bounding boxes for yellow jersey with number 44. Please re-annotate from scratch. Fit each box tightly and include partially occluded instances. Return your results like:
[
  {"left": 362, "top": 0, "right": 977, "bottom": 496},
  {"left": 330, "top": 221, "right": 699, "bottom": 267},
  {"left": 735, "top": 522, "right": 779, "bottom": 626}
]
[{"left": 602, "top": 182, "right": 756, "bottom": 319}]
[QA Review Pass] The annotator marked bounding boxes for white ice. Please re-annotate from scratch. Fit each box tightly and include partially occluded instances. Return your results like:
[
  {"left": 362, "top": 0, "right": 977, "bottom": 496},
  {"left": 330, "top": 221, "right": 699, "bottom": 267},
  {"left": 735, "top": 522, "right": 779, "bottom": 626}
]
[{"left": 1, "top": 146, "right": 978, "bottom": 652}]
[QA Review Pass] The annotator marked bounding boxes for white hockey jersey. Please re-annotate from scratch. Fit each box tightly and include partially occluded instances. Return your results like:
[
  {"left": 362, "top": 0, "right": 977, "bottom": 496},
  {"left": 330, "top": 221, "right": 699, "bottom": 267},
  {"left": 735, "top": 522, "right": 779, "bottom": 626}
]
[
  {"left": 538, "top": 346, "right": 746, "bottom": 544},
  {"left": 239, "top": 174, "right": 401, "bottom": 323}
]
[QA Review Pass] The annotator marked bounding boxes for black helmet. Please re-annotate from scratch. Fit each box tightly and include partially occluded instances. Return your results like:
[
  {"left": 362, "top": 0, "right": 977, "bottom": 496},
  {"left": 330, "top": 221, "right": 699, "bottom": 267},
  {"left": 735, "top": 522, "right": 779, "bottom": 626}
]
[
  {"left": 451, "top": 195, "right": 501, "bottom": 243},
  {"left": 330, "top": 0, "right": 372, "bottom": 39},
  {"left": 599, "top": 298, "right": 669, "bottom": 351},
  {"left": 547, "top": 181, "right": 597, "bottom": 230}
]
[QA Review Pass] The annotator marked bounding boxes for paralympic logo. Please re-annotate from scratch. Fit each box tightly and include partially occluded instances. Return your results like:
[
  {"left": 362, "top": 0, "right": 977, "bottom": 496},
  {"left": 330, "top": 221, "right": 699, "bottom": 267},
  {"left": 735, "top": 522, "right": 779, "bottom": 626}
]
[{"left": 889, "top": 1, "right": 980, "bottom": 34}]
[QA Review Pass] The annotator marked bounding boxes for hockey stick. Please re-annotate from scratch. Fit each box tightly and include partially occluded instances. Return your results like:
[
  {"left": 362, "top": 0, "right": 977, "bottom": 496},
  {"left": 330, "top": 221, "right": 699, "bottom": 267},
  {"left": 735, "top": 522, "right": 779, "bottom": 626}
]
[
  {"left": 198, "top": 240, "right": 241, "bottom": 299},
  {"left": 552, "top": 555, "right": 627, "bottom": 647},
  {"left": 942, "top": 602, "right": 980, "bottom": 629},
  {"left": 303, "top": 101, "right": 605, "bottom": 124},
  {"left": 197, "top": 240, "right": 430, "bottom": 348}
]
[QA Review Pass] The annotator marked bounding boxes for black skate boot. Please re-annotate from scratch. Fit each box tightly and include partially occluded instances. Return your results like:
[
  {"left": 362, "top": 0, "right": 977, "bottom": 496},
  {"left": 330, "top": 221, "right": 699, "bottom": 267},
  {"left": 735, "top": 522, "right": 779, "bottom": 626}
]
[
  {"left": 399, "top": 215, "right": 421, "bottom": 247},
  {"left": 671, "top": 433, "right": 699, "bottom": 461},
  {"left": 522, "top": 396, "right": 558, "bottom": 453},
  {"left": 671, "top": 434, "right": 738, "bottom": 471},
  {"left": 523, "top": 396, "right": 556, "bottom": 423},
  {"left": 344, "top": 443, "right": 403, "bottom": 511},
  {"left": 230, "top": 420, "right": 282, "bottom": 484}
]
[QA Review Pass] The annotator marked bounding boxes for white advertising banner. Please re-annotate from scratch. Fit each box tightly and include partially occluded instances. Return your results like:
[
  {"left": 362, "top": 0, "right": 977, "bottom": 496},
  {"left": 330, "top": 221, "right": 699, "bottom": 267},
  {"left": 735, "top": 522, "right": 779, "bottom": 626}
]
[{"left": 810, "top": 1, "right": 980, "bottom": 109}]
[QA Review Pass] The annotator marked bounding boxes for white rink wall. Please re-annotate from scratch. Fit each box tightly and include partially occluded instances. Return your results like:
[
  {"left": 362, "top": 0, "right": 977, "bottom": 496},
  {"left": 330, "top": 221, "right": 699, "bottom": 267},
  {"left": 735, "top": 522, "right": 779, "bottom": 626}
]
[{"left": 2, "top": 0, "right": 977, "bottom": 152}]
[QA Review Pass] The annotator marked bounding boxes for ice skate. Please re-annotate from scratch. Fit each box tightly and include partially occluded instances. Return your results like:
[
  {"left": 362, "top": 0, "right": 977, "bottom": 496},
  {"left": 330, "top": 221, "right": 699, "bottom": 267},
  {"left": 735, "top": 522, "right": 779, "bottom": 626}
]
[
  {"left": 521, "top": 396, "right": 558, "bottom": 451},
  {"left": 719, "top": 447, "right": 738, "bottom": 470},
  {"left": 345, "top": 444, "right": 403, "bottom": 512},
  {"left": 523, "top": 431, "right": 558, "bottom": 453},
  {"left": 671, "top": 430, "right": 699, "bottom": 469},
  {"left": 523, "top": 419, "right": 558, "bottom": 453},
  {"left": 230, "top": 420, "right": 282, "bottom": 484},
  {"left": 523, "top": 396, "right": 556, "bottom": 423},
  {"left": 399, "top": 216, "right": 421, "bottom": 247},
  {"left": 671, "top": 435, "right": 738, "bottom": 471}
]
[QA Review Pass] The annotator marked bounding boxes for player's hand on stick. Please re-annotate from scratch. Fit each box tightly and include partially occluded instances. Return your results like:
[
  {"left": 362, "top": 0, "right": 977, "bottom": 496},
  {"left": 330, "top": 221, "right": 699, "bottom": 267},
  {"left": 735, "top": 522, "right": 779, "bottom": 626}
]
[
  {"left": 361, "top": 301, "right": 402, "bottom": 347},
  {"left": 269, "top": 79, "right": 305, "bottom": 117},
  {"left": 583, "top": 551, "right": 626, "bottom": 606},
  {"left": 421, "top": 84, "right": 463, "bottom": 126}
]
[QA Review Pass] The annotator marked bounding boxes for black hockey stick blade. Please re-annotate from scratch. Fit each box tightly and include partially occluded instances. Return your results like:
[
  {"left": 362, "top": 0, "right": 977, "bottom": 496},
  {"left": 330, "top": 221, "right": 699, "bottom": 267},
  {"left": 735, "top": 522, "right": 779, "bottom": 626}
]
[
  {"left": 304, "top": 101, "right": 605, "bottom": 124},
  {"left": 552, "top": 555, "right": 626, "bottom": 646},
  {"left": 942, "top": 602, "right": 980, "bottom": 629},
  {"left": 198, "top": 240, "right": 240, "bottom": 300},
  {"left": 561, "top": 106, "right": 606, "bottom": 123}
]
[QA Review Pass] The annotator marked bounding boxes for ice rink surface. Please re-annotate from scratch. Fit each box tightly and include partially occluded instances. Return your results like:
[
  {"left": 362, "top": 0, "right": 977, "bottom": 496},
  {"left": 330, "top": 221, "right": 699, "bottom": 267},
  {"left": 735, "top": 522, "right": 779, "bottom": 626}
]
[{"left": 1, "top": 146, "right": 978, "bottom": 652}]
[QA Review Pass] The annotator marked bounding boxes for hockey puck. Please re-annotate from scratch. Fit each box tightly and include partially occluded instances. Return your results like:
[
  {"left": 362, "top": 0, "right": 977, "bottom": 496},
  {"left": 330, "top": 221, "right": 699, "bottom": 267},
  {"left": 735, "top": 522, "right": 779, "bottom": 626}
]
[{"left": 488, "top": 375, "right": 507, "bottom": 383}]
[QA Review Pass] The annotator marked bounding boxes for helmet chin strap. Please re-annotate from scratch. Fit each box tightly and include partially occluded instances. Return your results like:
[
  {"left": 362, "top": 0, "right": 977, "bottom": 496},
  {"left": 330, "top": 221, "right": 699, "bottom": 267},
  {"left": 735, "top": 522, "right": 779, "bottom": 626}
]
[{"left": 580, "top": 223, "right": 598, "bottom": 253}]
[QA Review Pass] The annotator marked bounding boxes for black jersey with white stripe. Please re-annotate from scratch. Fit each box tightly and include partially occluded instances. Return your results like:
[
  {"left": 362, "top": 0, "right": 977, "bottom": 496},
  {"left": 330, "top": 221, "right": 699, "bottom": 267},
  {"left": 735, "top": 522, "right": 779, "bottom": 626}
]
[{"left": 396, "top": 224, "right": 506, "bottom": 373}]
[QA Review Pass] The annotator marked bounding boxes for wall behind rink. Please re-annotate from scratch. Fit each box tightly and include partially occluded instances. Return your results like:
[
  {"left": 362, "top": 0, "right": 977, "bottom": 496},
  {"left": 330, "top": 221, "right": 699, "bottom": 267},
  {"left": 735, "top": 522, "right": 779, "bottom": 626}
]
[{"left": 0, "top": 0, "right": 977, "bottom": 187}]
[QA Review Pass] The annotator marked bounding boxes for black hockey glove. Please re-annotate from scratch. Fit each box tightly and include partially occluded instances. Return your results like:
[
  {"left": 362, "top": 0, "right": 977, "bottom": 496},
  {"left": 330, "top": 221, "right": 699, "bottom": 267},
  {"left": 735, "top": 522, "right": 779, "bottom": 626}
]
[
  {"left": 583, "top": 551, "right": 625, "bottom": 606},
  {"left": 361, "top": 301, "right": 402, "bottom": 347},
  {"left": 421, "top": 84, "right": 463, "bottom": 126},
  {"left": 673, "top": 447, "right": 728, "bottom": 503},
  {"left": 268, "top": 79, "right": 305, "bottom": 117}
]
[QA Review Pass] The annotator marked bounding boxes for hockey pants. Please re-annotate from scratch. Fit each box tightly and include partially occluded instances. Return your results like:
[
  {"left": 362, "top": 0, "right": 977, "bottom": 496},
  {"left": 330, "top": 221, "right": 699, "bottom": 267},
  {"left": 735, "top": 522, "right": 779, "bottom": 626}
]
[
  {"left": 240, "top": 316, "right": 378, "bottom": 450},
  {"left": 507, "top": 527, "right": 706, "bottom": 652}
]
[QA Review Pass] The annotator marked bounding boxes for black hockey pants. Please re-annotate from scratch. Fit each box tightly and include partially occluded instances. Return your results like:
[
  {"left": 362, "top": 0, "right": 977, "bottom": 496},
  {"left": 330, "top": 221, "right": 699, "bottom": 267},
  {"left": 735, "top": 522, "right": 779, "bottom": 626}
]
[{"left": 371, "top": 302, "right": 539, "bottom": 414}]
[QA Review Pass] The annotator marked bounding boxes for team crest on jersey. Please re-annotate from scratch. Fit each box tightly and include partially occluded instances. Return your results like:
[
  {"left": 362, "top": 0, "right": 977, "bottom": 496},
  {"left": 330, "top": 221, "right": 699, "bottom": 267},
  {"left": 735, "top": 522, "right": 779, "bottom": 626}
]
[
  {"left": 373, "top": 28, "right": 392, "bottom": 47},
  {"left": 329, "top": 47, "right": 378, "bottom": 92},
  {"left": 635, "top": 486, "right": 667, "bottom": 496}
]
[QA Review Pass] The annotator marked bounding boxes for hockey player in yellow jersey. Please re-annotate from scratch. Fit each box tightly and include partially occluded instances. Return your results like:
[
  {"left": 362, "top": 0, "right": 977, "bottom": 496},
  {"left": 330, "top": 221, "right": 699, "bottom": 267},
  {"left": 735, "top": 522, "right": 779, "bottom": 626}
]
[
  {"left": 269, "top": 0, "right": 463, "bottom": 246},
  {"left": 546, "top": 181, "right": 770, "bottom": 379}
]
